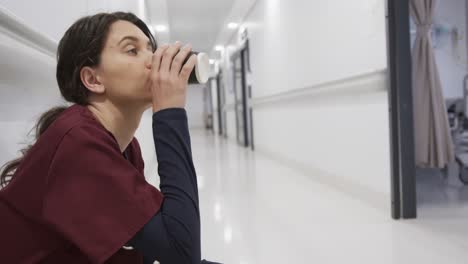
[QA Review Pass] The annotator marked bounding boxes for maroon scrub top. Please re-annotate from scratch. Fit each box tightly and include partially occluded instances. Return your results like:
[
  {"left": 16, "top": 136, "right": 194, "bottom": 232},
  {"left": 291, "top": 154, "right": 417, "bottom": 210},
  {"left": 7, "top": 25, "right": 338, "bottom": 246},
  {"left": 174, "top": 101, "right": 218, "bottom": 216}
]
[{"left": 0, "top": 104, "right": 164, "bottom": 263}]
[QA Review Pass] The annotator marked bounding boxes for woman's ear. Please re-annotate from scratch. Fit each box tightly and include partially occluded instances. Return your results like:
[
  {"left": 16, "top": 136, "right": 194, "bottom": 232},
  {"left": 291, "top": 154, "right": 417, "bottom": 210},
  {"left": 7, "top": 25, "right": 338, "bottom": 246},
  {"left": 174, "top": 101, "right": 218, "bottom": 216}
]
[{"left": 80, "top": 66, "right": 105, "bottom": 94}]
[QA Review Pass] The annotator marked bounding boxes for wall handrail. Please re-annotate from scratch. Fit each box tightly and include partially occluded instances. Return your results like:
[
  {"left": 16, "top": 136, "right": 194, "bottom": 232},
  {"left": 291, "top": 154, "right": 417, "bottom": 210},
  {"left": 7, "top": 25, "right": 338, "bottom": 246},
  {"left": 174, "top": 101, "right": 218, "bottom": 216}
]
[
  {"left": 0, "top": 5, "right": 57, "bottom": 58},
  {"left": 249, "top": 68, "right": 388, "bottom": 107}
]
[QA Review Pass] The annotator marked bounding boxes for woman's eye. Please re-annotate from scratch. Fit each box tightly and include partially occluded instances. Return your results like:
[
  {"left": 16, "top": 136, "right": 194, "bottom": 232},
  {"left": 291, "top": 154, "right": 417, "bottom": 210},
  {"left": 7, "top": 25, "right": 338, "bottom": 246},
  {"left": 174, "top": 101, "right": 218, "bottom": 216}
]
[{"left": 127, "top": 48, "right": 138, "bottom": 55}]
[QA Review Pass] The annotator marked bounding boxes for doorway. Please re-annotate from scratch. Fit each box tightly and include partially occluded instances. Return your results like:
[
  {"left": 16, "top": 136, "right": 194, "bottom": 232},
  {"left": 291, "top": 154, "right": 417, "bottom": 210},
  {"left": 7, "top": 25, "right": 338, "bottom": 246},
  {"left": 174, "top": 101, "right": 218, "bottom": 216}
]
[
  {"left": 230, "top": 42, "right": 254, "bottom": 149},
  {"left": 387, "top": 0, "right": 468, "bottom": 219}
]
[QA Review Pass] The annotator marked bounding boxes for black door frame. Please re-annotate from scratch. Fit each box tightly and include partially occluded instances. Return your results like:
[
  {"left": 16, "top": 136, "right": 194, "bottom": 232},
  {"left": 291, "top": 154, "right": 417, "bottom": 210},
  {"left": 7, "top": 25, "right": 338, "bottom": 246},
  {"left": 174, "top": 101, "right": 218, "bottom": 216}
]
[
  {"left": 387, "top": 0, "right": 417, "bottom": 219},
  {"left": 230, "top": 43, "right": 252, "bottom": 148},
  {"left": 240, "top": 48, "right": 250, "bottom": 148},
  {"left": 244, "top": 40, "right": 255, "bottom": 151},
  {"left": 206, "top": 77, "right": 217, "bottom": 133},
  {"left": 231, "top": 53, "right": 243, "bottom": 145}
]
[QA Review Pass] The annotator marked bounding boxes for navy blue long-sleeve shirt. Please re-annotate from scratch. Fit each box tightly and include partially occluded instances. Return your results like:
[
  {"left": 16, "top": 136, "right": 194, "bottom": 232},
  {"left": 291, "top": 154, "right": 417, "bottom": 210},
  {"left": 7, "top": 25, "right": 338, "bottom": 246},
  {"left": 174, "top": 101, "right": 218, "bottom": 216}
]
[{"left": 128, "top": 108, "right": 220, "bottom": 264}]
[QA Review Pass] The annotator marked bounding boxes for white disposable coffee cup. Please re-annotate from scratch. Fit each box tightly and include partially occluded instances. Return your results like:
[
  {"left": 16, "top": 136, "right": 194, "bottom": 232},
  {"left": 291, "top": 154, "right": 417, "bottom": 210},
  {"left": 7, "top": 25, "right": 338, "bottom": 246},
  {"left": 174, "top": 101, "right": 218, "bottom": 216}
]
[{"left": 185, "top": 51, "right": 209, "bottom": 84}]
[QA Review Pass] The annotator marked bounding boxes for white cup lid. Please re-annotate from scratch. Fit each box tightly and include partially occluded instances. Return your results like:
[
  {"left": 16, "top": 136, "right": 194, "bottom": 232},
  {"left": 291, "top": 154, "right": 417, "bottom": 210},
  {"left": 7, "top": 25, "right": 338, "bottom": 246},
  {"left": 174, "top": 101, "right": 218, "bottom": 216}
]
[{"left": 195, "top": 52, "right": 209, "bottom": 84}]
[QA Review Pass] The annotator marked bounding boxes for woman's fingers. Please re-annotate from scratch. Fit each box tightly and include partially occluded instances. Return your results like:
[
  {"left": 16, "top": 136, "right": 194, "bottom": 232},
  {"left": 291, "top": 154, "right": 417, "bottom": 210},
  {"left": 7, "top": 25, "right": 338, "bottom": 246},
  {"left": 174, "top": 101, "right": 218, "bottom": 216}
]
[
  {"left": 179, "top": 54, "right": 197, "bottom": 82},
  {"left": 152, "top": 44, "right": 170, "bottom": 73},
  {"left": 160, "top": 42, "right": 182, "bottom": 75},
  {"left": 171, "top": 43, "right": 192, "bottom": 77},
  {"left": 150, "top": 41, "right": 195, "bottom": 112}
]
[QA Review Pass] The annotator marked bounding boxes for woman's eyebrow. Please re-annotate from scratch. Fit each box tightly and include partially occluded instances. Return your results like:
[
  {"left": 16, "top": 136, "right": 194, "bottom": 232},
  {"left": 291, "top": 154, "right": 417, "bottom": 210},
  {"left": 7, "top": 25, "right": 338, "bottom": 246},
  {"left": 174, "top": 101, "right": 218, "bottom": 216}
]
[{"left": 118, "top": 36, "right": 151, "bottom": 48}]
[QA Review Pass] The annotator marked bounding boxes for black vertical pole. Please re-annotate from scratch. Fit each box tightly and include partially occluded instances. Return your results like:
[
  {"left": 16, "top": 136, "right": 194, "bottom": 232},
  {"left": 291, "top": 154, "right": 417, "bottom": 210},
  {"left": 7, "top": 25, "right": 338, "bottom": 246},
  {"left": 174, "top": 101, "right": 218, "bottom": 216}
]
[
  {"left": 387, "top": 0, "right": 417, "bottom": 219},
  {"left": 245, "top": 40, "right": 255, "bottom": 151},
  {"left": 216, "top": 73, "right": 223, "bottom": 136},
  {"left": 387, "top": 0, "right": 401, "bottom": 220},
  {"left": 241, "top": 49, "right": 249, "bottom": 147},
  {"left": 249, "top": 84, "right": 255, "bottom": 151},
  {"left": 208, "top": 79, "right": 215, "bottom": 133},
  {"left": 232, "top": 56, "right": 241, "bottom": 145}
]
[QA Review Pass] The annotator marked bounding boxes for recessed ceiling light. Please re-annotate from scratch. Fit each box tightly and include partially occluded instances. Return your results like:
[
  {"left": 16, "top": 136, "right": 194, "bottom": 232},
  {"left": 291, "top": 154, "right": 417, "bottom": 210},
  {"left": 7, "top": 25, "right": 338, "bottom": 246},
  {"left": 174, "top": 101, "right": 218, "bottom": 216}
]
[
  {"left": 227, "top": 22, "right": 239, "bottom": 29},
  {"left": 209, "top": 59, "right": 215, "bottom": 64},
  {"left": 154, "top": 25, "right": 168, "bottom": 32},
  {"left": 215, "top": 45, "right": 224, "bottom": 51}
]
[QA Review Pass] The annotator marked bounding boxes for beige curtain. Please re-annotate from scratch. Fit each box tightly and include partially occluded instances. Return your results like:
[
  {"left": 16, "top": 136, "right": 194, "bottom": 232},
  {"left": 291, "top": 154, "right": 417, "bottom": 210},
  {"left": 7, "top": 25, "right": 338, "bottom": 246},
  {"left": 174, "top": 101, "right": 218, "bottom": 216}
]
[{"left": 410, "top": 0, "right": 454, "bottom": 168}]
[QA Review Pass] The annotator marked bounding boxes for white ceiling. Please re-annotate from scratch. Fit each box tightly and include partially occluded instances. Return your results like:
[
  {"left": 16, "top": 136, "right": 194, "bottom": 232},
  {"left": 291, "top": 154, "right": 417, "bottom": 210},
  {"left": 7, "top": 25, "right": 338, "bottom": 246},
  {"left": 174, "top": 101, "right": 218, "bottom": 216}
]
[
  {"left": 145, "top": 0, "right": 257, "bottom": 54},
  {"left": 166, "top": 0, "right": 236, "bottom": 53}
]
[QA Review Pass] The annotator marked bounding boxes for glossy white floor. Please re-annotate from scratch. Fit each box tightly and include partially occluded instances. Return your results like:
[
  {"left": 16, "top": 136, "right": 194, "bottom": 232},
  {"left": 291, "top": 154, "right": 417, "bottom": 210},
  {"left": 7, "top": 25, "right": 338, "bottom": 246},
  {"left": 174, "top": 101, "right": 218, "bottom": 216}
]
[{"left": 189, "top": 129, "right": 468, "bottom": 264}]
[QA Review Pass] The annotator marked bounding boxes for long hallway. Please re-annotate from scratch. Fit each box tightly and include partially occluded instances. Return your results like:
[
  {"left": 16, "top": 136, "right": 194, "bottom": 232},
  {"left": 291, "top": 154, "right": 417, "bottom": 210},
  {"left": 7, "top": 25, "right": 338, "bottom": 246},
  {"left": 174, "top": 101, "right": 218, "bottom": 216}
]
[
  {"left": 3, "top": 0, "right": 468, "bottom": 263},
  {"left": 190, "top": 129, "right": 468, "bottom": 264}
]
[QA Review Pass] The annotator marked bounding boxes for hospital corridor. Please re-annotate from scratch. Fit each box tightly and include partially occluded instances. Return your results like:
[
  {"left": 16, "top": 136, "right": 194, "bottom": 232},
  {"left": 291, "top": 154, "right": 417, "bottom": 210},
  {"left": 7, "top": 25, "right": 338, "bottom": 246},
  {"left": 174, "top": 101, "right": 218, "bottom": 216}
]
[
  {"left": 3, "top": 0, "right": 468, "bottom": 263},
  {"left": 190, "top": 129, "right": 468, "bottom": 263}
]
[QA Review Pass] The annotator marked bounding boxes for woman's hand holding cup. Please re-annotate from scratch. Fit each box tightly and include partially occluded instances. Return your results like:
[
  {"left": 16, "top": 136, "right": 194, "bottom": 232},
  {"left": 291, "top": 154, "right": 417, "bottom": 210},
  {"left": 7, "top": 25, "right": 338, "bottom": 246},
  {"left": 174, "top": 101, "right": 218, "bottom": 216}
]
[{"left": 150, "top": 41, "right": 197, "bottom": 113}]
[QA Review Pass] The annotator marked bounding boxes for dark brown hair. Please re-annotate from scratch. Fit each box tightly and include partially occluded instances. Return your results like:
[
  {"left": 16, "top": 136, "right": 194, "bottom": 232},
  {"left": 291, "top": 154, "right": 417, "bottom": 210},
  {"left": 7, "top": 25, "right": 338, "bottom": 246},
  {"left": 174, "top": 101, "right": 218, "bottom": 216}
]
[{"left": 0, "top": 12, "right": 157, "bottom": 188}]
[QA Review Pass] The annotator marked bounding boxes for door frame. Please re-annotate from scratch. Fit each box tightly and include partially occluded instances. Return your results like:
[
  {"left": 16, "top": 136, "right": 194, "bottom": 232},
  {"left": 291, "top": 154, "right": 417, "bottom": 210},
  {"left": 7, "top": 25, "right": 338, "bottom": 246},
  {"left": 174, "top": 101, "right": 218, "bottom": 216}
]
[
  {"left": 230, "top": 41, "right": 253, "bottom": 148},
  {"left": 206, "top": 77, "right": 217, "bottom": 133},
  {"left": 231, "top": 52, "right": 242, "bottom": 145},
  {"left": 230, "top": 49, "right": 249, "bottom": 147},
  {"left": 386, "top": 0, "right": 417, "bottom": 219},
  {"left": 240, "top": 48, "right": 249, "bottom": 148}
]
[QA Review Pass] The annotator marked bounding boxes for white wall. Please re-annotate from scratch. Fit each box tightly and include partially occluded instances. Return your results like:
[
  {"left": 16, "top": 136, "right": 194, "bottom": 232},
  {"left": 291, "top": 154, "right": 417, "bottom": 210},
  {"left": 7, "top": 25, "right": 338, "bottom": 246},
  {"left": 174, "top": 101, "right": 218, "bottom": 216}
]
[
  {"left": 245, "top": 0, "right": 387, "bottom": 98},
  {"left": 218, "top": 0, "right": 390, "bottom": 209},
  {"left": 186, "top": 84, "right": 206, "bottom": 129}
]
